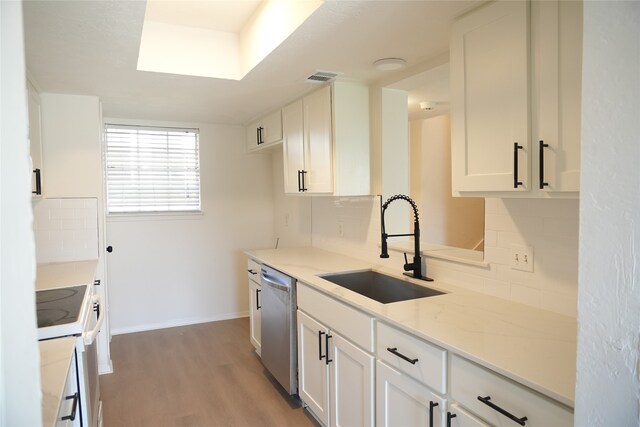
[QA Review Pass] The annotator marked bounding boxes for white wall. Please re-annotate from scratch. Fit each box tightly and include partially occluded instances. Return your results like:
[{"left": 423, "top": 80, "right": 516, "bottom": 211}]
[
  {"left": 575, "top": 2, "right": 640, "bottom": 424},
  {"left": 106, "top": 119, "right": 275, "bottom": 334},
  {"left": 410, "top": 114, "right": 484, "bottom": 250},
  {"left": 0, "top": 1, "right": 42, "bottom": 424}
]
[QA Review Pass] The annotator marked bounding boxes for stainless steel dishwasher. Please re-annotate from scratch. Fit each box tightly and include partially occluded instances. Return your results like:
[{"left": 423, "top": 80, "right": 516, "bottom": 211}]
[{"left": 260, "top": 265, "right": 297, "bottom": 395}]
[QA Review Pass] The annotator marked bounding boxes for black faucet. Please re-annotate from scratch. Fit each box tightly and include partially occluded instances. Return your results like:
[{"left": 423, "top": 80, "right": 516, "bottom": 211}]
[{"left": 380, "top": 194, "right": 433, "bottom": 282}]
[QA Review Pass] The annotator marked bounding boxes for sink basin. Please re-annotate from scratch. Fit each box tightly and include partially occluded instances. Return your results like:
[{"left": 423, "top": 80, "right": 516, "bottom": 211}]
[{"left": 320, "top": 270, "right": 445, "bottom": 304}]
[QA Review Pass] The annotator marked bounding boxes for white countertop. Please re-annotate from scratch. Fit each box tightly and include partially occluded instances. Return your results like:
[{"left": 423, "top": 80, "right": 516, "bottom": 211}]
[
  {"left": 245, "top": 247, "right": 576, "bottom": 408},
  {"left": 40, "top": 337, "right": 76, "bottom": 427},
  {"left": 36, "top": 260, "right": 98, "bottom": 291}
]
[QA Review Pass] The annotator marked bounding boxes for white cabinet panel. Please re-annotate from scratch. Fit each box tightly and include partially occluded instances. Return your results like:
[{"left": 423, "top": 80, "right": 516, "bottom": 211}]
[
  {"left": 450, "top": 355, "right": 573, "bottom": 427},
  {"left": 451, "top": 0, "right": 530, "bottom": 192},
  {"left": 376, "top": 360, "right": 446, "bottom": 427},
  {"left": 447, "top": 404, "right": 491, "bottom": 427},
  {"left": 329, "top": 332, "right": 374, "bottom": 427},
  {"left": 283, "top": 99, "right": 306, "bottom": 193},
  {"left": 248, "top": 279, "right": 261, "bottom": 352},
  {"left": 298, "top": 310, "right": 330, "bottom": 426},
  {"left": 246, "top": 110, "right": 283, "bottom": 152},
  {"left": 377, "top": 322, "right": 447, "bottom": 394},
  {"left": 304, "top": 85, "right": 333, "bottom": 193}
]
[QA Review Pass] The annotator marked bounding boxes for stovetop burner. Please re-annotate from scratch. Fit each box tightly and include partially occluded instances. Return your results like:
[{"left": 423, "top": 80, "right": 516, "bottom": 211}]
[{"left": 36, "top": 285, "right": 87, "bottom": 329}]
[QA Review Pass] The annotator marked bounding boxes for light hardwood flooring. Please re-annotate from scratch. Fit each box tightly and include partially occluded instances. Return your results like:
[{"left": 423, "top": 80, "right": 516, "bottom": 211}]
[{"left": 100, "top": 318, "right": 319, "bottom": 427}]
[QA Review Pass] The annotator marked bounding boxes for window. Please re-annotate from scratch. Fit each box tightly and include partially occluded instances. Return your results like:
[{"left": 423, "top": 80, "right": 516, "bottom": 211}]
[{"left": 104, "top": 124, "right": 201, "bottom": 214}]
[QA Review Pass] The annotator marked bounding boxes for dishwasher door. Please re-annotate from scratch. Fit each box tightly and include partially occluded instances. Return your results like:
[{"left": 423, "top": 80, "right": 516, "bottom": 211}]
[{"left": 260, "top": 265, "right": 297, "bottom": 395}]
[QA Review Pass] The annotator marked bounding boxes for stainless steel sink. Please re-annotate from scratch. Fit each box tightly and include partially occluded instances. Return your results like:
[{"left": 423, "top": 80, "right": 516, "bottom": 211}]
[{"left": 320, "top": 270, "right": 445, "bottom": 304}]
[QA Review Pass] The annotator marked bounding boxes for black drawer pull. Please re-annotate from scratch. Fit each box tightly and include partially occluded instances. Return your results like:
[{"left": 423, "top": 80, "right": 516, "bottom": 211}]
[
  {"left": 32, "top": 168, "right": 42, "bottom": 195},
  {"left": 478, "top": 396, "right": 528, "bottom": 426},
  {"left": 513, "top": 142, "right": 524, "bottom": 188},
  {"left": 386, "top": 347, "right": 418, "bottom": 364},
  {"left": 61, "top": 392, "right": 79, "bottom": 421},
  {"left": 318, "top": 331, "right": 325, "bottom": 360},
  {"left": 446, "top": 411, "right": 457, "bottom": 427},
  {"left": 429, "top": 401, "right": 439, "bottom": 427},
  {"left": 247, "top": 269, "right": 257, "bottom": 275},
  {"left": 255, "top": 289, "right": 261, "bottom": 310}
]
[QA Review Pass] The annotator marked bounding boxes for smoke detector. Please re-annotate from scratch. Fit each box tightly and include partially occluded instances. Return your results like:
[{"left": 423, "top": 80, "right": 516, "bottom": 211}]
[
  {"left": 373, "top": 58, "right": 407, "bottom": 71},
  {"left": 306, "top": 70, "right": 341, "bottom": 83}
]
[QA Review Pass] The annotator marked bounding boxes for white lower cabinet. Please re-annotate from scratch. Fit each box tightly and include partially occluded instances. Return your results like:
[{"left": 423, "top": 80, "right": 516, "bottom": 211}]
[
  {"left": 376, "top": 360, "right": 446, "bottom": 427},
  {"left": 449, "top": 355, "right": 573, "bottom": 427},
  {"left": 247, "top": 259, "right": 261, "bottom": 353},
  {"left": 447, "top": 404, "right": 490, "bottom": 427},
  {"left": 57, "top": 350, "right": 81, "bottom": 427},
  {"left": 297, "top": 309, "right": 374, "bottom": 427}
]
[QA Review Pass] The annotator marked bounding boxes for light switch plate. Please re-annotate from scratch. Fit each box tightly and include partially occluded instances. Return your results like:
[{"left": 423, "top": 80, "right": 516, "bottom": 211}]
[{"left": 510, "top": 244, "right": 534, "bottom": 272}]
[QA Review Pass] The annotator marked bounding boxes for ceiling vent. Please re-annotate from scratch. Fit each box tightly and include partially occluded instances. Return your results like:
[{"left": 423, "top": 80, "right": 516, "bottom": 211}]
[{"left": 305, "top": 70, "right": 340, "bottom": 83}]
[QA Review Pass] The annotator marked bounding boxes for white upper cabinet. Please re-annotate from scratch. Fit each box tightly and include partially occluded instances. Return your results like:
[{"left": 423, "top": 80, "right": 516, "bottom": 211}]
[
  {"left": 282, "top": 82, "right": 370, "bottom": 195},
  {"left": 246, "top": 109, "right": 283, "bottom": 152},
  {"left": 532, "top": 0, "right": 582, "bottom": 192},
  {"left": 27, "top": 80, "right": 43, "bottom": 197},
  {"left": 451, "top": 0, "right": 582, "bottom": 197}
]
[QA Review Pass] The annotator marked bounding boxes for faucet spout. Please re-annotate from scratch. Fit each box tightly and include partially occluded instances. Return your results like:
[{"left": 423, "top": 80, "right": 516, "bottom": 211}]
[{"left": 379, "top": 194, "right": 433, "bottom": 282}]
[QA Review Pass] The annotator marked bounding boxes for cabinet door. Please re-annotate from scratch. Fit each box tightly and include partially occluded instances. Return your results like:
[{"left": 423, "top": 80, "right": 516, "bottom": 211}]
[
  {"left": 246, "top": 119, "right": 261, "bottom": 152},
  {"left": 532, "top": 0, "right": 582, "bottom": 192},
  {"left": 27, "top": 81, "right": 43, "bottom": 196},
  {"left": 248, "top": 279, "right": 261, "bottom": 352},
  {"left": 451, "top": 0, "right": 530, "bottom": 193},
  {"left": 298, "top": 310, "right": 330, "bottom": 426},
  {"left": 283, "top": 100, "right": 305, "bottom": 193},
  {"left": 376, "top": 360, "right": 446, "bottom": 427},
  {"left": 329, "top": 332, "right": 374, "bottom": 427},
  {"left": 262, "top": 110, "right": 283, "bottom": 145},
  {"left": 304, "top": 85, "right": 333, "bottom": 193}
]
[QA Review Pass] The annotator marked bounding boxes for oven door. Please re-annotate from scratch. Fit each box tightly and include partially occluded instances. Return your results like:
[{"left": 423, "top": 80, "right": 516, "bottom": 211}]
[{"left": 77, "top": 293, "right": 104, "bottom": 427}]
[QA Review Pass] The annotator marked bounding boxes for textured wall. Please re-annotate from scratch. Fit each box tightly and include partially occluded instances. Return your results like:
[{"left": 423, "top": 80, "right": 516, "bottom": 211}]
[{"left": 575, "top": 1, "right": 640, "bottom": 424}]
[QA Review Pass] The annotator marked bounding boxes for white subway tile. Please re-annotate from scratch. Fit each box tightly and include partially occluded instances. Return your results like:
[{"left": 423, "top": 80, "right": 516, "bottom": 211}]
[
  {"left": 484, "top": 246, "right": 509, "bottom": 265},
  {"left": 485, "top": 214, "right": 516, "bottom": 232},
  {"left": 483, "top": 278, "right": 510, "bottom": 299},
  {"left": 59, "top": 219, "right": 86, "bottom": 230},
  {"left": 541, "top": 289, "right": 577, "bottom": 317},
  {"left": 543, "top": 216, "right": 579, "bottom": 239},
  {"left": 59, "top": 199, "right": 87, "bottom": 209},
  {"left": 484, "top": 230, "right": 498, "bottom": 247},
  {"left": 50, "top": 208, "right": 76, "bottom": 220},
  {"left": 496, "top": 231, "right": 526, "bottom": 248}
]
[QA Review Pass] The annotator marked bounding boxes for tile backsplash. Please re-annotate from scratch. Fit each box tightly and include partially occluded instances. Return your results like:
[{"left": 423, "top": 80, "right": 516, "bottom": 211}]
[
  {"left": 310, "top": 196, "right": 579, "bottom": 317},
  {"left": 33, "top": 198, "right": 99, "bottom": 263}
]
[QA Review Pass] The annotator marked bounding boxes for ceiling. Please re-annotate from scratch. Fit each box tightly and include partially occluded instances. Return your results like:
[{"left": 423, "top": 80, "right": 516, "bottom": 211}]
[{"left": 23, "top": 0, "right": 478, "bottom": 125}]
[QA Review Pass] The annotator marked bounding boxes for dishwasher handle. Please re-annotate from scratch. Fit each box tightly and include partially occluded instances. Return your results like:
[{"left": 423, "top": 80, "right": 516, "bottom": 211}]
[{"left": 261, "top": 273, "right": 291, "bottom": 292}]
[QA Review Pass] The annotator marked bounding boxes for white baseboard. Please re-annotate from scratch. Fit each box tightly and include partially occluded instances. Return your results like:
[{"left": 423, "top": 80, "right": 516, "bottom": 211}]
[{"left": 110, "top": 311, "right": 250, "bottom": 336}]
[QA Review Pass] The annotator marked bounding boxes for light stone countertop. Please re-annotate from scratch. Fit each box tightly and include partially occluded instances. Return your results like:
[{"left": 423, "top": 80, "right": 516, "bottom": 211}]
[
  {"left": 36, "top": 260, "right": 98, "bottom": 291},
  {"left": 245, "top": 246, "right": 577, "bottom": 408},
  {"left": 40, "top": 337, "right": 76, "bottom": 427}
]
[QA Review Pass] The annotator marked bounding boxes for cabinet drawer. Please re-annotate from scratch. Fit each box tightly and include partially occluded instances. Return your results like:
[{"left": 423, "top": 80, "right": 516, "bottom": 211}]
[
  {"left": 448, "top": 403, "right": 490, "bottom": 427},
  {"left": 297, "top": 282, "right": 375, "bottom": 352},
  {"left": 247, "top": 258, "right": 261, "bottom": 283},
  {"left": 377, "top": 322, "right": 447, "bottom": 394},
  {"left": 450, "top": 355, "right": 573, "bottom": 427}
]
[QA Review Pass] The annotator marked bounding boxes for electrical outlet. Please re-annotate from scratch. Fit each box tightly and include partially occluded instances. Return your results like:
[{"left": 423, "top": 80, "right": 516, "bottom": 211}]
[
  {"left": 510, "top": 244, "right": 534, "bottom": 272},
  {"left": 338, "top": 222, "right": 344, "bottom": 237}
]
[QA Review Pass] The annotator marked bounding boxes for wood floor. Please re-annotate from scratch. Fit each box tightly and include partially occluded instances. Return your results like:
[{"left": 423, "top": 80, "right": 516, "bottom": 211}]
[{"left": 100, "top": 318, "right": 319, "bottom": 427}]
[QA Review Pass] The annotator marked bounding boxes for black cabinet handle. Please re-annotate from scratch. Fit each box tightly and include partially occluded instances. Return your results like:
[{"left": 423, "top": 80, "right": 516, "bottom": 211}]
[
  {"left": 325, "top": 333, "right": 333, "bottom": 365},
  {"left": 478, "top": 396, "right": 528, "bottom": 426},
  {"left": 32, "top": 168, "right": 42, "bottom": 195},
  {"left": 539, "top": 140, "right": 549, "bottom": 189},
  {"left": 386, "top": 347, "right": 418, "bottom": 365},
  {"left": 94, "top": 279, "right": 101, "bottom": 286},
  {"left": 256, "top": 127, "right": 264, "bottom": 145},
  {"left": 297, "top": 170, "right": 302, "bottom": 192},
  {"left": 247, "top": 269, "right": 257, "bottom": 275},
  {"left": 256, "top": 289, "right": 261, "bottom": 310},
  {"left": 318, "top": 330, "right": 325, "bottom": 360},
  {"left": 61, "top": 392, "right": 79, "bottom": 421},
  {"left": 300, "top": 170, "right": 307, "bottom": 192},
  {"left": 429, "top": 401, "right": 439, "bottom": 427},
  {"left": 106, "top": 246, "right": 113, "bottom": 253},
  {"left": 446, "top": 411, "right": 457, "bottom": 427},
  {"left": 513, "top": 142, "right": 524, "bottom": 188}
]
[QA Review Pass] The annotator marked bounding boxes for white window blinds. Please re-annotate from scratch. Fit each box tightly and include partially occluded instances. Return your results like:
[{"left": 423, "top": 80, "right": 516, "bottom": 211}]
[{"left": 104, "top": 124, "right": 201, "bottom": 213}]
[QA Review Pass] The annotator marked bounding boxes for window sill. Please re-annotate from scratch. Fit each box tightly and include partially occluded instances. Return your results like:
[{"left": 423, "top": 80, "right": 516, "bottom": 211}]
[{"left": 107, "top": 211, "right": 203, "bottom": 222}]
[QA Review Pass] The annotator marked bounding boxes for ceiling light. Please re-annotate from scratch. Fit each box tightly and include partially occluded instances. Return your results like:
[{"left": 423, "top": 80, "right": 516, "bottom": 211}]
[
  {"left": 419, "top": 101, "right": 436, "bottom": 111},
  {"left": 373, "top": 58, "right": 407, "bottom": 71}
]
